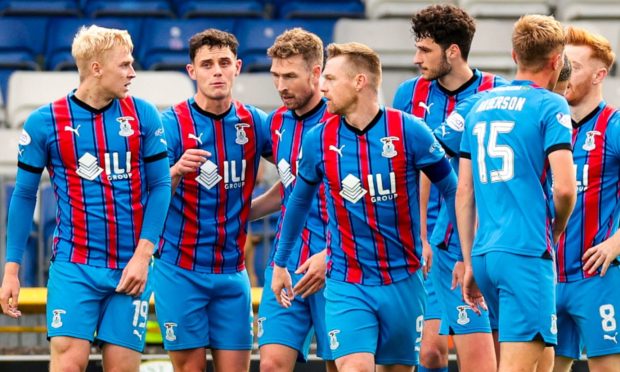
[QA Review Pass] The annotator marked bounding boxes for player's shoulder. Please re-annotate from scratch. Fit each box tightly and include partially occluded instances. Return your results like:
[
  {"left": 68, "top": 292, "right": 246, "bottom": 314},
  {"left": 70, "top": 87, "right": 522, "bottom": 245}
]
[
  {"left": 232, "top": 100, "right": 267, "bottom": 121},
  {"left": 267, "top": 106, "right": 291, "bottom": 125},
  {"left": 126, "top": 95, "right": 159, "bottom": 114}
]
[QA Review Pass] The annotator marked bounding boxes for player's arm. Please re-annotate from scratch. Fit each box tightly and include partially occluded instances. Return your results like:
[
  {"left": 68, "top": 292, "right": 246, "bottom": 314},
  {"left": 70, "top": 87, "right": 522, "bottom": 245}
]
[
  {"left": 418, "top": 173, "right": 432, "bottom": 278},
  {"left": 420, "top": 159, "right": 457, "bottom": 235},
  {"left": 250, "top": 181, "right": 282, "bottom": 221},
  {"left": 170, "top": 148, "right": 210, "bottom": 192},
  {"left": 548, "top": 149, "right": 576, "bottom": 243},
  {"left": 272, "top": 176, "right": 319, "bottom": 307},
  {"left": 1, "top": 168, "right": 42, "bottom": 318},
  {"left": 454, "top": 157, "right": 485, "bottom": 314}
]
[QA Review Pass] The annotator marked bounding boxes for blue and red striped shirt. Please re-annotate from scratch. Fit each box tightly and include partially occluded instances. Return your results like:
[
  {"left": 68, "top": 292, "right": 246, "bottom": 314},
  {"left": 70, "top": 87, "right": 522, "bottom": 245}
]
[
  {"left": 13, "top": 93, "right": 169, "bottom": 269},
  {"left": 556, "top": 102, "right": 620, "bottom": 282},
  {"left": 392, "top": 69, "right": 506, "bottom": 235},
  {"left": 268, "top": 99, "right": 334, "bottom": 271},
  {"left": 157, "top": 98, "right": 271, "bottom": 273},
  {"left": 277, "top": 107, "right": 449, "bottom": 285}
]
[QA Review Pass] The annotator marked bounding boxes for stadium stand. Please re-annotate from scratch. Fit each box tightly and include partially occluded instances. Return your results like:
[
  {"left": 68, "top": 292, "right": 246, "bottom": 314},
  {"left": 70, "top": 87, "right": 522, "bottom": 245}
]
[
  {"left": 468, "top": 19, "right": 516, "bottom": 75},
  {"left": 139, "top": 18, "right": 235, "bottom": 70},
  {"left": 81, "top": 0, "right": 175, "bottom": 18},
  {"left": 333, "top": 18, "right": 414, "bottom": 70},
  {"left": 172, "top": 0, "right": 266, "bottom": 19},
  {"left": 0, "top": 0, "right": 80, "bottom": 16},
  {"left": 460, "top": 0, "right": 552, "bottom": 19},
  {"left": 364, "top": 0, "right": 456, "bottom": 19},
  {"left": 45, "top": 17, "right": 143, "bottom": 70},
  {"left": 275, "top": 0, "right": 365, "bottom": 19},
  {"left": 6, "top": 71, "right": 194, "bottom": 128},
  {"left": 603, "top": 76, "right": 620, "bottom": 108},
  {"left": 236, "top": 19, "right": 335, "bottom": 72},
  {"left": 232, "top": 72, "right": 282, "bottom": 113},
  {"left": 558, "top": 0, "right": 620, "bottom": 21}
]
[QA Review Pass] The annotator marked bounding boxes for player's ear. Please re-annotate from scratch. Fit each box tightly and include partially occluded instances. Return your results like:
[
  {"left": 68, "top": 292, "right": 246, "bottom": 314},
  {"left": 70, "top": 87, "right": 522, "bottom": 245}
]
[
  {"left": 186, "top": 63, "right": 196, "bottom": 81},
  {"left": 592, "top": 66, "right": 608, "bottom": 85}
]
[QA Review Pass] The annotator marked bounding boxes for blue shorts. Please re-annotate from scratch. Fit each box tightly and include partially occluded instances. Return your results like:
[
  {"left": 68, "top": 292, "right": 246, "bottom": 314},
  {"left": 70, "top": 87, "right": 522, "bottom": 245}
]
[
  {"left": 473, "top": 251, "right": 556, "bottom": 344},
  {"left": 258, "top": 266, "right": 333, "bottom": 361},
  {"left": 152, "top": 259, "right": 253, "bottom": 351},
  {"left": 47, "top": 261, "right": 152, "bottom": 352},
  {"left": 555, "top": 266, "right": 620, "bottom": 359},
  {"left": 324, "top": 272, "right": 425, "bottom": 366},
  {"left": 423, "top": 270, "right": 442, "bottom": 321},
  {"left": 431, "top": 248, "right": 493, "bottom": 336}
]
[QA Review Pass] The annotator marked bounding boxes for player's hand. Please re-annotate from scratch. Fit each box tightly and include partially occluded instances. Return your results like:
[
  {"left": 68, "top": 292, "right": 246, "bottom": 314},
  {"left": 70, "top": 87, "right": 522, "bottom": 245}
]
[
  {"left": 421, "top": 240, "right": 433, "bottom": 279},
  {"left": 582, "top": 239, "right": 620, "bottom": 276},
  {"left": 294, "top": 250, "right": 327, "bottom": 298},
  {"left": 271, "top": 265, "right": 294, "bottom": 308},
  {"left": 451, "top": 260, "right": 465, "bottom": 290},
  {"left": 0, "top": 264, "right": 22, "bottom": 318},
  {"left": 172, "top": 149, "right": 210, "bottom": 177},
  {"left": 462, "top": 265, "right": 486, "bottom": 315},
  {"left": 116, "top": 242, "right": 152, "bottom": 296}
]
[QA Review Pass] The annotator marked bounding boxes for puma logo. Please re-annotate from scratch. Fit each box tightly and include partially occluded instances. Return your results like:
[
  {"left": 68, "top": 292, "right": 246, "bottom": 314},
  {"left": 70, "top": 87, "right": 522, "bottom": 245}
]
[
  {"left": 275, "top": 129, "right": 285, "bottom": 140},
  {"left": 188, "top": 132, "right": 203, "bottom": 145},
  {"left": 419, "top": 102, "right": 434, "bottom": 114},
  {"left": 64, "top": 125, "right": 81, "bottom": 137},
  {"left": 329, "top": 144, "right": 345, "bottom": 158}
]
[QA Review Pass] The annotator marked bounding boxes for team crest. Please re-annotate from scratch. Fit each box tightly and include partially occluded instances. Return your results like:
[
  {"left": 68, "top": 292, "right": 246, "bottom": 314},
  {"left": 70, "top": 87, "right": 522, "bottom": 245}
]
[
  {"left": 328, "top": 330, "right": 341, "bottom": 350},
  {"left": 164, "top": 322, "right": 177, "bottom": 342},
  {"left": 456, "top": 306, "right": 471, "bottom": 325},
  {"left": 583, "top": 130, "right": 601, "bottom": 151},
  {"left": 51, "top": 309, "right": 66, "bottom": 329},
  {"left": 235, "top": 123, "right": 250, "bottom": 145},
  {"left": 257, "top": 317, "right": 266, "bottom": 338},
  {"left": 380, "top": 136, "right": 399, "bottom": 158},
  {"left": 117, "top": 116, "right": 135, "bottom": 137}
]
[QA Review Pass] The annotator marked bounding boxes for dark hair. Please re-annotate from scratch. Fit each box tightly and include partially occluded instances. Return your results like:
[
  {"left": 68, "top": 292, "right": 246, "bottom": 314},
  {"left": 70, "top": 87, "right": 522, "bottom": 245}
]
[
  {"left": 189, "top": 28, "right": 238, "bottom": 62},
  {"left": 558, "top": 54, "right": 572, "bottom": 83},
  {"left": 410, "top": 4, "right": 476, "bottom": 60}
]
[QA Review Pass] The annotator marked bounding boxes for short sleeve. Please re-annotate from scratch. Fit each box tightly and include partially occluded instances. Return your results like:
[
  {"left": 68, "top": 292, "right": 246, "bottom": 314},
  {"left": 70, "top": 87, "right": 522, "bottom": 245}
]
[
  {"left": 392, "top": 79, "right": 413, "bottom": 112},
  {"left": 541, "top": 93, "right": 572, "bottom": 154},
  {"left": 160, "top": 108, "right": 181, "bottom": 166},
  {"left": 605, "top": 111, "right": 620, "bottom": 161},
  {"left": 138, "top": 100, "right": 168, "bottom": 162},
  {"left": 435, "top": 93, "right": 484, "bottom": 157}
]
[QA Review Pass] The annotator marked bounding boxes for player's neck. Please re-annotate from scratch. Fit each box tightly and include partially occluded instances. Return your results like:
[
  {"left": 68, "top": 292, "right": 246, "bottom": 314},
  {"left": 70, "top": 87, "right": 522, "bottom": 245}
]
[
  {"left": 437, "top": 64, "right": 473, "bottom": 92},
  {"left": 344, "top": 98, "right": 380, "bottom": 131},
  {"left": 294, "top": 91, "right": 322, "bottom": 117},
  {"left": 194, "top": 93, "right": 232, "bottom": 116},
  {"left": 74, "top": 84, "right": 114, "bottom": 110},
  {"left": 515, "top": 70, "right": 554, "bottom": 90},
  {"left": 571, "top": 88, "right": 604, "bottom": 123}
]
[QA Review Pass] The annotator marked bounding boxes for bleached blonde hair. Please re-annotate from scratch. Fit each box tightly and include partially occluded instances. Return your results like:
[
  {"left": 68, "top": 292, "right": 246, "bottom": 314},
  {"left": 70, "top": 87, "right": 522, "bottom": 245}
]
[{"left": 71, "top": 25, "right": 133, "bottom": 74}]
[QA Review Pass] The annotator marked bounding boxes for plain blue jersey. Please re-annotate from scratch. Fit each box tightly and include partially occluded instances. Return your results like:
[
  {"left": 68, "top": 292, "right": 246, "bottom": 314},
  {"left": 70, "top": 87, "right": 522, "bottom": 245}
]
[
  {"left": 460, "top": 80, "right": 572, "bottom": 257},
  {"left": 281, "top": 107, "right": 450, "bottom": 285},
  {"left": 268, "top": 99, "right": 334, "bottom": 271},
  {"left": 393, "top": 70, "right": 507, "bottom": 236},
  {"left": 157, "top": 98, "right": 271, "bottom": 273},
  {"left": 11, "top": 93, "right": 170, "bottom": 269},
  {"left": 556, "top": 103, "right": 620, "bottom": 282}
]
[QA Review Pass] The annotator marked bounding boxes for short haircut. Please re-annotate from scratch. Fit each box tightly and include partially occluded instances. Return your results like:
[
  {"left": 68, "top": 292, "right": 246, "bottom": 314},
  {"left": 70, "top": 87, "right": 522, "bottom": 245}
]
[
  {"left": 326, "top": 42, "right": 382, "bottom": 90},
  {"left": 558, "top": 53, "right": 572, "bottom": 83},
  {"left": 189, "top": 28, "right": 238, "bottom": 62},
  {"left": 267, "top": 28, "right": 324, "bottom": 69},
  {"left": 566, "top": 26, "right": 615, "bottom": 69},
  {"left": 71, "top": 25, "right": 133, "bottom": 72},
  {"left": 410, "top": 4, "right": 476, "bottom": 60},
  {"left": 512, "top": 15, "right": 565, "bottom": 72}
]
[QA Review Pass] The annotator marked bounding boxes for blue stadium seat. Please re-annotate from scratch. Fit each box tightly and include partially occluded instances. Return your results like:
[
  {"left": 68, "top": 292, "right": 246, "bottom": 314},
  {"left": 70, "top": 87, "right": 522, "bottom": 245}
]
[
  {"left": 274, "top": 0, "right": 364, "bottom": 19},
  {"left": 0, "top": 68, "right": 14, "bottom": 103},
  {"left": 45, "top": 17, "right": 143, "bottom": 71},
  {"left": 4, "top": 182, "right": 39, "bottom": 287},
  {"left": 139, "top": 18, "right": 236, "bottom": 70},
  {"left": 0, "top": 0, "right": 80, "bottom": 16},
  {"left": 0, "top": 18, "right": 41, "bottom": 70},
  {"left": 82, "top": 0, "right": 174, "bottom": 18},
  {"left": 236, "top": 19, "right": 335, "bottom": 72},
  {"left": 173, "top": 0, "right": 265, "bottom": 18}
]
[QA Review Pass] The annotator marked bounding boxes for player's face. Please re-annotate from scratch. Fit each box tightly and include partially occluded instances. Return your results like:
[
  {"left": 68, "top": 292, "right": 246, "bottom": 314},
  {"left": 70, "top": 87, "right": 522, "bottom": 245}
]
[
  {"left": 98, "top": 45, "right": 136, "bottom": 99},
  {"left": 564, "top": 44, "right": 599, "bottom": 106},
  {"left": 188, "top": 45, "right": 241, "bottom": 102},
  {"left": 270, "top": 55, "right": 318, "bottom": 113},
  {"left": 414, "top": 38, "right": 451, "bottom": 80},
  {"left": 320, "top": 56, "right": 357, "bottom": 116},
  {"left": 553, "top": 80, "right": 569, "bottom": 96}
]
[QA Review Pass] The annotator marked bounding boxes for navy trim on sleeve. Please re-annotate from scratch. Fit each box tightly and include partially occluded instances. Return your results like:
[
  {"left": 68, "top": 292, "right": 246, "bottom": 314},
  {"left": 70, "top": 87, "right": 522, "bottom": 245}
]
[
  {"left": 298, "top": 173, "right": 321, "bottom": 186},
  {"left": 436, "top": 138, "right": 457, "bottom": 158},
  {"left": 421, "top": 157, "right": 452, "bottom": 184},
  {"left": 144, "top": 151, "right": 168, "bottom": 163},
  {"left": 545, "top": 143, "right": 572, "bottom": 156},
  {"left": 460, "top": 152, "right": 471, "bottom": 159},
  {"left": 17, "top": 161, "right": 44, "bottom": 174}
]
